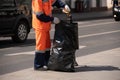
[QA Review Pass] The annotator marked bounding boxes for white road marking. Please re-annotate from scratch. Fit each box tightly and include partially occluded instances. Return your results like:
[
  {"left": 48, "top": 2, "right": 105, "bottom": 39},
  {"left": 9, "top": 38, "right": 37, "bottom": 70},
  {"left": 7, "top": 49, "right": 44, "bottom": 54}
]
[
  {"left": 4, "top": 51, "right": 34, "bottom": 56},
  {"left": 79, "top": 30, "right": 120, "bottom": 38},
  {"left": 4, "top": 46, "right": 86, "bottom": 56},
  {"left": 77, "top": 19, "right": 113, "bottom": 24},
  {"left": 30, "top": 21, "right": 115, "bottom": 34},
  {"left": 79, "top": 45, "right": 86, "bottom": 49},
  {"left": 78, "top": 22, "right": 115, "bottom": 28}
]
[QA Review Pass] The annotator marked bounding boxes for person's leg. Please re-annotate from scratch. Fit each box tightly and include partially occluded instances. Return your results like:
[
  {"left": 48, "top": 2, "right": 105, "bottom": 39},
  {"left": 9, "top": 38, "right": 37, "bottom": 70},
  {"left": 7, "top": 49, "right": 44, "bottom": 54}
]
[
  {"left": 44, "top": 31, "right": 51, "bottom": 66},
  {"left": 45, "top": 50, "right": 50, "bottom": 66},
  {"left": 34, "top": 30, "right": 48, "bottom": 70},
  {"left": 34, "top": 52, "right": 45, "bottom": 70}
]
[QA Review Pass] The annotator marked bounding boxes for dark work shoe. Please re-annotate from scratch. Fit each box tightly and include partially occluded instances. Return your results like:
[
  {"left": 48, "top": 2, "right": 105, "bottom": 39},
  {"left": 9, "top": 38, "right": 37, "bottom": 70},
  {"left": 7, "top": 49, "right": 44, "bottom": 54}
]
[{"left": 34, "top": 66, "right": 48, "bottom": 71}]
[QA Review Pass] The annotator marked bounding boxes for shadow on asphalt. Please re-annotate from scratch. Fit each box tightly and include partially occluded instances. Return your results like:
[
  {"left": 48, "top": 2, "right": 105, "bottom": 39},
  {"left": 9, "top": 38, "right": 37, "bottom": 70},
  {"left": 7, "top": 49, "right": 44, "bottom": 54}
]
[
  {"left": 0, "top": 39, "right": 35, "bottom": 49},
  {"left": 0, "top": 39, "right": 54, "bottom": 49},
  {"left": 75, "top": 65, "right": 120, "bottom": 72}
]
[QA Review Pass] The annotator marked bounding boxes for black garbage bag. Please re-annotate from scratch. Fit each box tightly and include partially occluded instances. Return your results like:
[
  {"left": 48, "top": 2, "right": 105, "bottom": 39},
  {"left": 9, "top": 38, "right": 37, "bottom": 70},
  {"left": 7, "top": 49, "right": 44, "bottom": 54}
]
[
  {"left": 54, "top": 20, "right": 79, "bottom": 50},
  {"left": 48, "top": 20, "right": 78, "bottom": 72},
  {"left": 48, "top": 48, "right": 75, "bottom": 72}
]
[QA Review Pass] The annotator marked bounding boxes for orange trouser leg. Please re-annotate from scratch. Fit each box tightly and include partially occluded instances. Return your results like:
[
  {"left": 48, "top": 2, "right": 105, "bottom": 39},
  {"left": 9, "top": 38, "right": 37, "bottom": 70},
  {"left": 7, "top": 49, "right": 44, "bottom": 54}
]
[{"left": 35, "top": 29, "right": 51, "bottom": 53}]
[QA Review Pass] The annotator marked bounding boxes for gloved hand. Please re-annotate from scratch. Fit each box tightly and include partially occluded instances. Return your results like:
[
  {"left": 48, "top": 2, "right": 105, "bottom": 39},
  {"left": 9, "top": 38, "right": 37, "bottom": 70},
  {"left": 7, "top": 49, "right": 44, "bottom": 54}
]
[
  {"left": 62, "top": 5, "right": 71, "bottom": 13},
  {"left": 53, "top": 17, "right": 60, "bottom": 24}
]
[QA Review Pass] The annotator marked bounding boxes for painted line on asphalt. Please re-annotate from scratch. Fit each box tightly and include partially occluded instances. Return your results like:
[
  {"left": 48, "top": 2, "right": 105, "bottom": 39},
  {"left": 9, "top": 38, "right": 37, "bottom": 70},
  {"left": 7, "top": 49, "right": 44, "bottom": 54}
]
[
  {"left": 78, "top": 21, "right": 115, "bottom": 28},
  {"left": 30, "top": 21, "right": 115, "bottom": 34},
  {"left": 30, "top": 29, "right": 120, "bottom": 39},
  {"left": 4, "top": 51, "right": 34, "bottom": 56},
  {"left": 4, "top": 46, "right": 86, "bottom": 56},
  {"left": 79, "top": 45, "right": 86, "bottom": 49},
  {"left": 77, "top": 19, "right": 113, "bottom": 25},
  {"left": 79, "top": 30, "right": 120, "bottom": 38}
]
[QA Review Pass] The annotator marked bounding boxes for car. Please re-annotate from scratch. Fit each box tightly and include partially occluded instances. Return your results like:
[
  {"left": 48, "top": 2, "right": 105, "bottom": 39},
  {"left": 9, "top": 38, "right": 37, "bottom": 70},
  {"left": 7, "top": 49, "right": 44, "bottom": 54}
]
[
  {"left": 113, "top": 0, "right": 120, "bottom": 21},
  {"left": 0, "top": 0, "right": 32, "bottom": 43}
]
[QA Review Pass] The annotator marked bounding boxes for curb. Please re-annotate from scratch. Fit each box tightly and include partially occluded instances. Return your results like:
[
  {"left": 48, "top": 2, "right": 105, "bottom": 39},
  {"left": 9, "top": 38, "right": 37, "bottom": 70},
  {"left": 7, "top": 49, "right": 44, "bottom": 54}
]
[{"left": 53, "top": 11, "right": 113, "bottom": 21}]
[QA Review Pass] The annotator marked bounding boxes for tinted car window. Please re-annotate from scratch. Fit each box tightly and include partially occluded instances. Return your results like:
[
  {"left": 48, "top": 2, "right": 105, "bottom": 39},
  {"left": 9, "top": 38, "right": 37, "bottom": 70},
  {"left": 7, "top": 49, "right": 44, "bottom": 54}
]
[
  {"left": 114, "top": 0, "right": 120, "bottom": 6},
  {"left": 15, "top": 0, "right": 31, "bottom": 16},
  {"left": 15, "top": 0, "right": 31, "bottom": 6},
  {"left": 0, "top": 0, "right": 15, "bottom": 7}
]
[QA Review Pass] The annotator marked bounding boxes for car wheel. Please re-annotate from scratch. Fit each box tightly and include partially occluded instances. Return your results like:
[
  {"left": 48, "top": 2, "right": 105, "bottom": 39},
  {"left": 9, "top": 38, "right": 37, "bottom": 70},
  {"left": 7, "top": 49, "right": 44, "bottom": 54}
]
[
  {"left": 12, "top": 21, "right": 29, "bottom": 43},
  {"left": 114, "top": 17, "right": 120, "bottom": 21}
]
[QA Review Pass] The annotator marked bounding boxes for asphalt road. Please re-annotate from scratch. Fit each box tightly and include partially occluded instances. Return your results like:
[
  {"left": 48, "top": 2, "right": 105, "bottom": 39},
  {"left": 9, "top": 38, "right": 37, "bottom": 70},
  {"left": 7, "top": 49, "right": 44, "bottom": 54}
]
[{"left": 0, "top": 18, "right": 120, "bottom": 75}]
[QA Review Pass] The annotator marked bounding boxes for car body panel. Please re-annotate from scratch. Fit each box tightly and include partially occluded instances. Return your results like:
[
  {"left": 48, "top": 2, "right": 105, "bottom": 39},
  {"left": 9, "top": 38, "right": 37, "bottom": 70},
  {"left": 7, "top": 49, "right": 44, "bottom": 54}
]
[
  {"left": 0, "top": 0, "right": 32, "bottom": 37},
  {"left": 113, "top": 0, "right": 120, "bottom": 21}
]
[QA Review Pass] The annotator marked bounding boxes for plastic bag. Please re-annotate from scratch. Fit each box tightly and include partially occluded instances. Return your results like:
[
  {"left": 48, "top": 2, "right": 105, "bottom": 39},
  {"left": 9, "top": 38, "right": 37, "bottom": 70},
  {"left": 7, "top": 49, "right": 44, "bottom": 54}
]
[
  {"left": 54, "top": 20, "right": 79, "bottom": 50},
  {"left": 48, "top": 48, "right": 75, "bottom": 72},
  {"left": 48, "top": 20, "right": 78, "bottom": 72}
]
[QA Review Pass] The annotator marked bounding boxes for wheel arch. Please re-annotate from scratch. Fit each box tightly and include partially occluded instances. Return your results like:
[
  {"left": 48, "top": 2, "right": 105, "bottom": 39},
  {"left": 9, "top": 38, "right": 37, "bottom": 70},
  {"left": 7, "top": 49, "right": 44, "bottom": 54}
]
[{"left": 13, "top": 15, "right": 31, "bottom": 33}]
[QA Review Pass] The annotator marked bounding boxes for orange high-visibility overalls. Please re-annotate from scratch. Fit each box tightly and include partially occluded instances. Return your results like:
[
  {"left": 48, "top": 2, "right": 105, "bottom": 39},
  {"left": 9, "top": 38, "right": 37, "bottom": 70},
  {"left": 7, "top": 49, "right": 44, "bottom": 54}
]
[{"left": 32, "top": 0, "right": 55, "bottom": 53}]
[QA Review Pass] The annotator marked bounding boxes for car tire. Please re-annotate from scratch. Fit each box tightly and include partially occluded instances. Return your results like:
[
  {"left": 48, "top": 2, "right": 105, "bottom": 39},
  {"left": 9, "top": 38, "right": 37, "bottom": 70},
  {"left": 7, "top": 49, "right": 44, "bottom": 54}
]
[
  {"left": 12, "top": 21, "right": 29, "bottom": 43},
  {"left": 114, "top": 17, "right": 120, "bottom": 21}
]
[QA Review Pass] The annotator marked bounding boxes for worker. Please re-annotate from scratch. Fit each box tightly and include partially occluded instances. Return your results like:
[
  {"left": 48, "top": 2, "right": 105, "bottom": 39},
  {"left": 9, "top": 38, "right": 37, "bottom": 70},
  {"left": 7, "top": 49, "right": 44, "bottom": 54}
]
[{"left": 32, "top": 0, "right": 71, "bottom": 70}]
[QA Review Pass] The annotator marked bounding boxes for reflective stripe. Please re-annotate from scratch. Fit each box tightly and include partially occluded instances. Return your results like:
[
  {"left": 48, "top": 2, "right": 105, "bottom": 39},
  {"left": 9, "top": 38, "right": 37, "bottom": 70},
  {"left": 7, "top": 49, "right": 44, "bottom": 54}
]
[
  {"left": 46, "top": 48, "right": 50, "bottom": 51},
  {"left": 49, "top": 13, "right": 52, "bottom": 16},
  {"left": 33, "top": 10, "right": 52, "bottom": 17},
  {"left": 52, "top": 0, "right": 56, "bottom": 5},
  {"left": 42, "top": 0, "right": 49, "bottom": 3},
  {"left": 42, "top": 0, "right": 57, "bottom": 4},
  {"left": 32, "top": 11, "right": 43, "bottom": 15},
  {"left": 35, "top": 48, "right": 50, "bottom": 53},
  {"left": 36, "top": 50, "right": 46, "bottom": 53}
]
